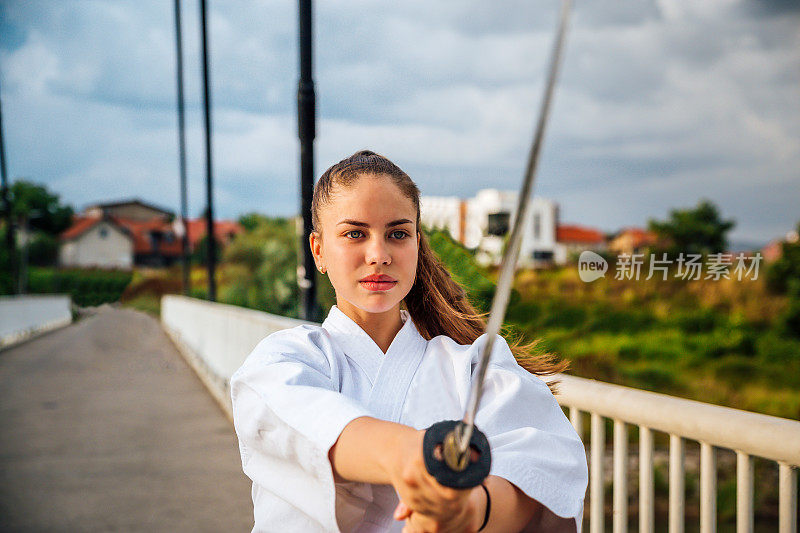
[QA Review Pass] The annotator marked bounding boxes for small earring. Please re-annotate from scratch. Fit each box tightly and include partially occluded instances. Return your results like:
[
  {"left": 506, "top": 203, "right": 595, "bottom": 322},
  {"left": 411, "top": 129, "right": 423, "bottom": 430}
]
[{"left": 319, "top": 266, "right": 326, "bottom": 274}]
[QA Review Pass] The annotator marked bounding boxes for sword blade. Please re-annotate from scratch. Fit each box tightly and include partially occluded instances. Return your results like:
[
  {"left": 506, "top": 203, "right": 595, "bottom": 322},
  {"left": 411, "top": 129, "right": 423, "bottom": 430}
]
[{"left": 456, "top": 0, "right": 573, "bottom": 456}]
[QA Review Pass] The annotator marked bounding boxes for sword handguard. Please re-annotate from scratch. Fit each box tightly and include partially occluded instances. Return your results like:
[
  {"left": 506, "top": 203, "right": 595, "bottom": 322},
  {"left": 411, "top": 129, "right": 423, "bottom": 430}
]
[{"left": 422, "top": 420, "right": 491, "bottom": 489}]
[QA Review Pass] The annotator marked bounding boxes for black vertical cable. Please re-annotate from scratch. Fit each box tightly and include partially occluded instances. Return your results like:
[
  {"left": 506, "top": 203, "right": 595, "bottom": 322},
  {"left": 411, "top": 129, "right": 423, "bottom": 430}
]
[
  {"left": 0, "top": 75, "right": 16, "bottom": 294},
  {"left": 298, "top": 0, "right": 318, "bottom": 320},
  {"left": 199, "top": 0, "right": 217, "bottom": 301},
  {"left": 173, "top": 0, "right": 190, "bottom": 296}
]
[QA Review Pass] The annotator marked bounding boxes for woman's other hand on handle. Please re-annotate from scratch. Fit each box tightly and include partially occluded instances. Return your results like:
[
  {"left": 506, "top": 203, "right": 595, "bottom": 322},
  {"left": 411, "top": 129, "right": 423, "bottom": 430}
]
[{"left": 389, "top": 429, "right": 485, "bottom": 532}]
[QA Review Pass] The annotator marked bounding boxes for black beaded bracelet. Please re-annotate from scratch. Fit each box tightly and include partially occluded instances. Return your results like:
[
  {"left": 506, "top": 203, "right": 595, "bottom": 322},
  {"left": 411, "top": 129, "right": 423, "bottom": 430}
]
[{"left": 478, "top": 483, "right": 491, "bottom": 532}]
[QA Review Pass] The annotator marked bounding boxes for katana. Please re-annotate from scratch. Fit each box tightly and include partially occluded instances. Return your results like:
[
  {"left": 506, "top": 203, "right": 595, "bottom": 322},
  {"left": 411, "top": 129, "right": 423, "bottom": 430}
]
[{"left": 423, "top": 0, "right": 573, "bottom": 489}]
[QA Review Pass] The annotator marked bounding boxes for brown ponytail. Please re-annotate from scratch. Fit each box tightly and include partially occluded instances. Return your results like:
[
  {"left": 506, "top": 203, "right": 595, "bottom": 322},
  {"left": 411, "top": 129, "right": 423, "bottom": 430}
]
[{"left": 313, "top": 150, "right": 567, "bottom": 392}]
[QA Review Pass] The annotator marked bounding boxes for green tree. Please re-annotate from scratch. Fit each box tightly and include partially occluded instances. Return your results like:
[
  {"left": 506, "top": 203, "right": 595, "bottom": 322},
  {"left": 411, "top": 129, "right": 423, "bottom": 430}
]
[
  {"left": 27, "top": 233, "right": 59, "bottom": 266},
  {"left": 2, "top": 181, "right": 75, "bottom": 277},
  {"left": 221, "top": 216, "right": 300, "bottom": 317},
  {"left": 766, "top": 221, "right": 800, "bottom": 295},
  {"left": 648, "top": 199, "right": 735, "bottom": 257},
  {"left": 779, "top": 279, "right": 800, "bottom": 338},
  {"left": 238, "top": 212, "right": 283, "bottom": 233},
  {"left": 425, "top": 227, "right": 496, "bottom": 312},
  {"left": 0, "top": 226, "right": 14, "bottom": 293},
  {"left": 9, "top": 180, "right": 74, "bottom": 235}
]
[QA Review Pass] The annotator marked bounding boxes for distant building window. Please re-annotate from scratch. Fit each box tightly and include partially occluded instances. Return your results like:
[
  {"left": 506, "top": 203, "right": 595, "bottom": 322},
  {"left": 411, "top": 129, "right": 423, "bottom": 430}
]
[
  {"left": 149, "top": 231, "right": 162, "bottom": 250},
  {"left": 533, "top": 213, "right": 541, "bottom": 240},
  {"left": 99, "top": 227, "right": 108, "bottom": 239},
  {"left": 532, "top": 250, "right": 553, "bottom": 261},
  {"left": 487, "top": 212, "right": 510, "bottom": 236}
]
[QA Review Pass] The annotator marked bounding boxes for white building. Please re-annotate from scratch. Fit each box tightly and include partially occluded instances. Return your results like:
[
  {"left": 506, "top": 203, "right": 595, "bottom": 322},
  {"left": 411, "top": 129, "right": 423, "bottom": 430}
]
[
  {"left": 59, "top": 217, "right": 134, "bottom": 269},
  {"left": 421, "top": 189, "right": 561, "bottom": 267}
]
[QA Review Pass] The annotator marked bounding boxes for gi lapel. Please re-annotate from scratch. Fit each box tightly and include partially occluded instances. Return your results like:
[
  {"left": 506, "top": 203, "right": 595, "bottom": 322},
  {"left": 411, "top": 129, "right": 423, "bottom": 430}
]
[
  {"left": 321, "top": 306, "right": 427, "bottom": 423},
  {"left": 366, "top": 312, "right": 427, "bottom": 423},
  {"left": 322, "top": 306, "right": 383, "bottom": 385}
]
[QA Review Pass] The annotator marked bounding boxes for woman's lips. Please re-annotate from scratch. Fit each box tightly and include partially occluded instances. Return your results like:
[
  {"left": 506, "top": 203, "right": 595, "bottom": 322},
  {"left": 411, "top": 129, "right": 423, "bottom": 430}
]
[{"left": 360, "top": 280, "right": 397, "bottom": 292}]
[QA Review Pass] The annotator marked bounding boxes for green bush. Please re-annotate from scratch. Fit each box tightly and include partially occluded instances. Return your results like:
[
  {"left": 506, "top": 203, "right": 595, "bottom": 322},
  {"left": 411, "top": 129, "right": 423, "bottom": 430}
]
[
  {"left": 617, "top": 343, "right": 641, "bottom": 361},
  {"left": 505, "top": 301, "right": 542, "bottom": 325},
  {"left": 27, "top": 232, "right": 59, "bottom": 266},
  {"left": 588, "top": 306, "right": 655, "bottom": 333},
  {"left": 755, "top": 330, "right": 800, "bottom": 363},
  {"left": 712, "top": 356, "right": 759, "bottom": 387},
  {"left": 189, "top": 286, "right": 208, "bottom": 300},
  {"left": 667, "top": 307, "right": 719, "bottom": 333},
  {"left": 537, "top": 301, "right": 588, "bottom": 329},
  {"left": 26, "top": 267, "right": 132, "bottom": 306},
  {"left": 778, "top": 280, "right": 800, "bottom": 339},
  {"left": 701, "top": 326, "right": 758, "bottom": 359},
  {"left": 622, "top": 364, "right": 680, "bottom": 392}
]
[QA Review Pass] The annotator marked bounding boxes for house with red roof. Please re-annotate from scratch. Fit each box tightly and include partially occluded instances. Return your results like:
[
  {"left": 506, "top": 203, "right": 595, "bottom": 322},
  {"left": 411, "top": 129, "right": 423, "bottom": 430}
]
[
  {"left": 59, "top": 200, "right": 243, "bottom": 269},
  {"left": 761, "top": 229, "right": 800, "bottom": 263},
  {"left": 608, "top": 227, "right": 659, "bottom": 256},
  {"left": 59, "top": 216, "right": 135, "bottom": 269},
  {"left": 185, "top": 218, "right": 243, "bottom": 251},
  {"left": 554, "top": 224, "right": 607, "bottom": 263}
]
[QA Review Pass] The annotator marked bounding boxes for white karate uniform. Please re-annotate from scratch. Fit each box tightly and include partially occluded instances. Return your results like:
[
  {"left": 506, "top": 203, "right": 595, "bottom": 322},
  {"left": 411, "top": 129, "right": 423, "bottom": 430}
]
[{"left": 231, "top": 305, "right": 588, "bottom": 532}]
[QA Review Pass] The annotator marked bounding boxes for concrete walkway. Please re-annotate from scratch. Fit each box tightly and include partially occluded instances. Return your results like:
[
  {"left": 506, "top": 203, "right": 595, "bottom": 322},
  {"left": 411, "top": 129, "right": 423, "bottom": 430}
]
[{"left": 0, "top": 305, "right": 253, "bottom": 532}]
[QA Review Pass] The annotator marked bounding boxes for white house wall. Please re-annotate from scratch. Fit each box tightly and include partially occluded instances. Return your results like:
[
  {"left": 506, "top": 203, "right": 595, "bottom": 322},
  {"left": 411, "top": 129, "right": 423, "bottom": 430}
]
[
  {"left": 420, "top": 196, "right": 461, "bottom": 240},
  {"left": 421, "top": 189, "right": 559, "bottom": 266},
  {"left": 59, "top": 222, "right": 133, "bottom": 269}
]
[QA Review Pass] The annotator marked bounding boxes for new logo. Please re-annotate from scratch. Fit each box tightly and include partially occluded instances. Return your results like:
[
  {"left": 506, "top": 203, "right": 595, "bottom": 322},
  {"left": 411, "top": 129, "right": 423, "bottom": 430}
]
[{"left": 578, "top": 251, "right": 608, "bottom": 282}]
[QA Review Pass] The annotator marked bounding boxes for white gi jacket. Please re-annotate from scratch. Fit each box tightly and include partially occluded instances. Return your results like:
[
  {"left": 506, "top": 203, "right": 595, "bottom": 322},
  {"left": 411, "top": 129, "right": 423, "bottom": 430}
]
[{"left": 231, "top": 305, "right": 588, "bottom": 532}]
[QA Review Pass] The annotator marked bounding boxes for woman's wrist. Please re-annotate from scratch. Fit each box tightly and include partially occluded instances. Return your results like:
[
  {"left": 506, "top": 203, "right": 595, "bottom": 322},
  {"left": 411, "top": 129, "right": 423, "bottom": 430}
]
[
  {"left": 382, "top": 424, "right": 424, "bottom": 485},
  {"left": 331, "top": 417, "right": 420, "bottom": 485}
]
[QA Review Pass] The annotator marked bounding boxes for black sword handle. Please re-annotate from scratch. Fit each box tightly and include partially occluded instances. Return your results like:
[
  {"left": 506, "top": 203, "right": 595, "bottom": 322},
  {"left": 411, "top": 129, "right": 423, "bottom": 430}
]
[{"left": 422, "top": 420, "right": 491, "bottom": 489}]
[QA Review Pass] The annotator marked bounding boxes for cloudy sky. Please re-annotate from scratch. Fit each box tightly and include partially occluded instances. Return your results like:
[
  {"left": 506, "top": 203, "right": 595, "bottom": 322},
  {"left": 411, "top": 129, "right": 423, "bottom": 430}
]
[{"left": 1, "top": 0, "right": 798, "bottom": 246}]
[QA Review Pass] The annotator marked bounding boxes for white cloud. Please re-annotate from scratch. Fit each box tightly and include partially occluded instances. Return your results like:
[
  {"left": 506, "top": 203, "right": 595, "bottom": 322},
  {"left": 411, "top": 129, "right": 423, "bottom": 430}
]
[{"left": 3, "top": 31, "right": 61, "bottom": 95}]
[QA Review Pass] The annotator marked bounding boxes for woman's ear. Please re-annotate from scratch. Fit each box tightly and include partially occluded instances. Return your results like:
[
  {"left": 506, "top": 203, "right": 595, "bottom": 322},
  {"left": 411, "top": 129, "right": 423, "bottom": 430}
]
[{"left": 309, "top": 231, "right": 324, "bottom": 273}]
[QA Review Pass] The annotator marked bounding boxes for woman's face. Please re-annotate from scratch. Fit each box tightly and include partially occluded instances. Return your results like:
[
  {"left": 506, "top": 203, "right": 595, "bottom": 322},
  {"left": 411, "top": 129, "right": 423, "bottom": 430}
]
[{"left": 310, "top": 174, "right": 419, "bottom": 318}]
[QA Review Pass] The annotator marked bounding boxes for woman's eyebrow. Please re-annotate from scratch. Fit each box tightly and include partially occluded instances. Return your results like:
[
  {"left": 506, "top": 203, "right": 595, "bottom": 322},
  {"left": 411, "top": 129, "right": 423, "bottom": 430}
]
[{"left": 337, "top": 218, "right": 413, "bottom": 227}]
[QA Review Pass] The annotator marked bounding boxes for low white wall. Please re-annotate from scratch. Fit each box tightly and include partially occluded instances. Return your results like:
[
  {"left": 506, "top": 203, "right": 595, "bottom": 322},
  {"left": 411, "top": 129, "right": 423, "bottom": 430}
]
[
  {"left": 161, "top": 295, "right": 311, "bottom": 418},
  {"left": 0, "top": 294, "right": 72, "bottom": 349}
]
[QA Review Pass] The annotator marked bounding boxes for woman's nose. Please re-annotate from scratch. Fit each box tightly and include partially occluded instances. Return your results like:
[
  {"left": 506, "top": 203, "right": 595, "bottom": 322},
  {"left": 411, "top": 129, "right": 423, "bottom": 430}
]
[{"left": 365, "top": 237, "right": 391, "bottom": 265}]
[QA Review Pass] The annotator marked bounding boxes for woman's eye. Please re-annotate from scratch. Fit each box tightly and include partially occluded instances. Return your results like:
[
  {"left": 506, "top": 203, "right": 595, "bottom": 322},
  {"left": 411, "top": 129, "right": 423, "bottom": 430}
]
[
  {"left": 390, "top": 230, "right": 408, "bottom": 239},
  {"left": 345, "top": 230, "right": 363, "bottom": 239}
]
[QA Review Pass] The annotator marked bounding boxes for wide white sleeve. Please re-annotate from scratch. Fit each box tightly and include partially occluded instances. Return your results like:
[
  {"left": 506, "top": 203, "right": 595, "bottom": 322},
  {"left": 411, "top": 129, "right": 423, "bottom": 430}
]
[
  {"left": 230, "top": 327, "right": 373, "bottom": 532},
  {"left": 475, "top": 335, "right": 588, "bottom": 532}
]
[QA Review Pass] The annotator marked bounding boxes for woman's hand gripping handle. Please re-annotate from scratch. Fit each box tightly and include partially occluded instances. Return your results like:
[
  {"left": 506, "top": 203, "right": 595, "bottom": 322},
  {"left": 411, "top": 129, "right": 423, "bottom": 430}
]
[{"left": 389, "top": 421, "right": 491, "bottom": 532}]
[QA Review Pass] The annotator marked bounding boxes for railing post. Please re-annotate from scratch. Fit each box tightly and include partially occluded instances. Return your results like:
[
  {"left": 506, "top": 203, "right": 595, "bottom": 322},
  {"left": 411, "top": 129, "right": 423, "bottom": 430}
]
[
  {"left": 639, "top": 426, "right": 654, "bottom": 533},
  {"left": 613, "top": 420, "right": 627, "bottom": 533},
  {"left": 570, "top": 407, "right": 585, "bottom": 533},
  {"left": 590, "top": 413, "right": 605, "bottom": 533},
  {"left": 570, "top": 406, "right": 583, "bottom": 438},
  {"left": 700, "top": 442, "right": 716, "bottom": 533},
  {"left": 736, "top": 452, "right": 753, "bottom": 533},
  {"left": 779, "top": 463, "right": 797, "bottom": 533},
  {"left": 669, "top": 434, "right": 685, "bottom": 533}
]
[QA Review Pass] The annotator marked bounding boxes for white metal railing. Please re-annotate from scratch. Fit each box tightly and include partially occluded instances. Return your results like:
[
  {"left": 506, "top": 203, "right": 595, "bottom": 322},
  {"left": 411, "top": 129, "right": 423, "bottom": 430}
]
[{"left": 557, "top": 374, "right": 800, "bottom": 533}]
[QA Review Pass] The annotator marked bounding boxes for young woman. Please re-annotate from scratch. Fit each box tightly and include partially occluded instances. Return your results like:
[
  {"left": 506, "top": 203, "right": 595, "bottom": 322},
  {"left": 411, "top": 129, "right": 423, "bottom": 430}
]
[{"left": 231, "top": 150, "right": 588, "bottom": 532}]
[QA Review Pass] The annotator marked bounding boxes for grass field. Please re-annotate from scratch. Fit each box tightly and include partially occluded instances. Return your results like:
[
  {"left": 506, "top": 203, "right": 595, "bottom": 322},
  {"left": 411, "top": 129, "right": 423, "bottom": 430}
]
[{"left": 506, "top": 267, "right": 800, "bottom": 420}]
